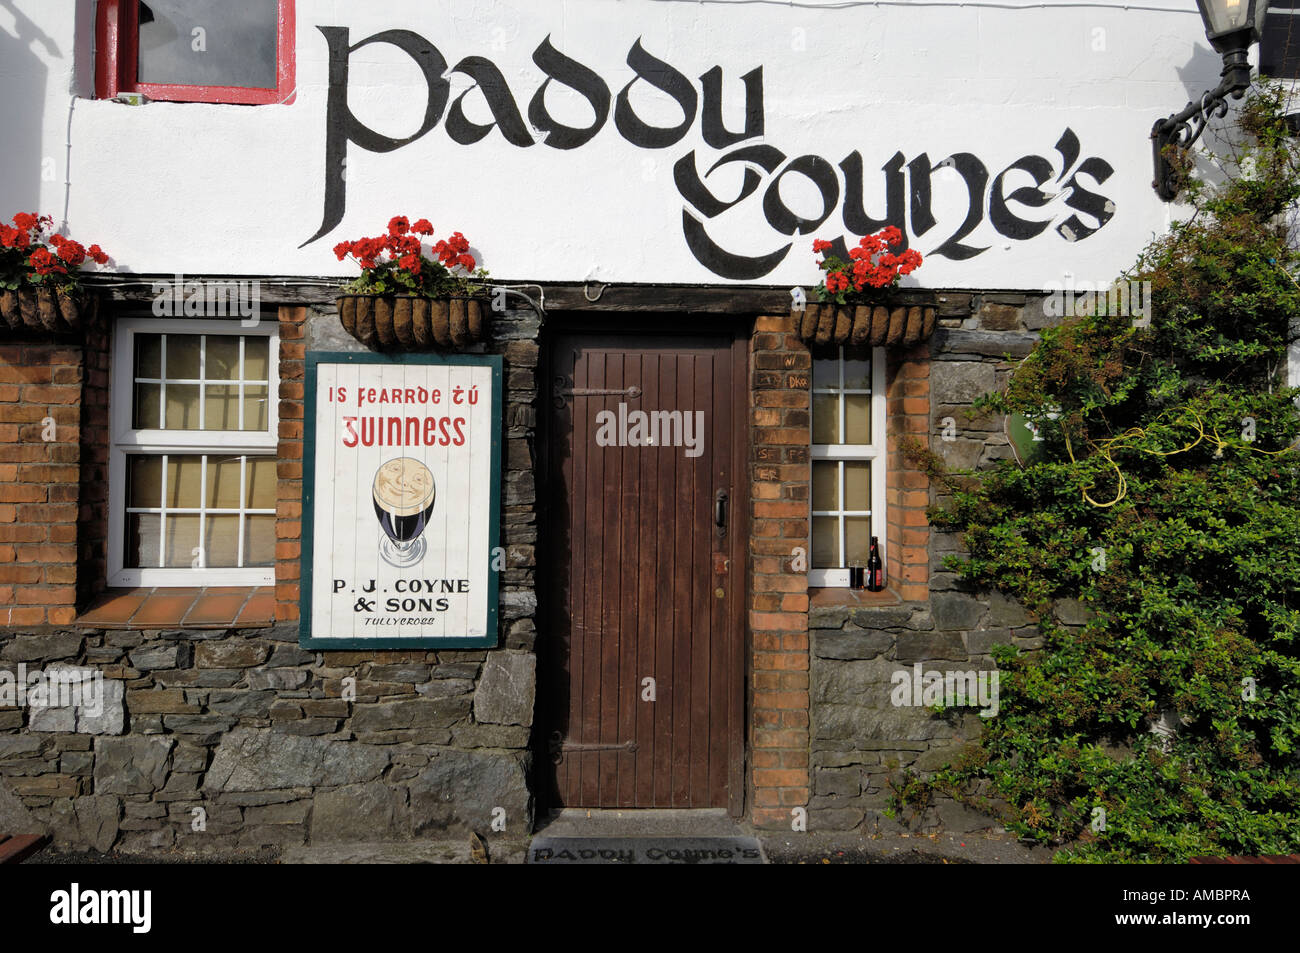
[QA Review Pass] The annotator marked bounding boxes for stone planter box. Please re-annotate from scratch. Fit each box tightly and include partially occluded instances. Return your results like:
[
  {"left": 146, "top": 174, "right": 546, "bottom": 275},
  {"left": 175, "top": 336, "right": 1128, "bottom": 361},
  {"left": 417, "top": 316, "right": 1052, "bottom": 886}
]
[
  {"left": 337, "top": 294, "right": 488, "bottom": 351},
  {"left": 796, "top": 302, "right": 936, "bottom": 348},
  {"left": 0, "top": 286, "right": 98, "bottom": 337}
]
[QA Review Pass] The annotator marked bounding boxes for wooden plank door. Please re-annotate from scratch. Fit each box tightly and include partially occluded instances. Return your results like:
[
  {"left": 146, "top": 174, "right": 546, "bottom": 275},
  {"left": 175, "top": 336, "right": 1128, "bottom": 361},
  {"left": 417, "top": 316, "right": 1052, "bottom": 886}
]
[{"left": 543, "top": 330, "right": 746, "bottom": 812}]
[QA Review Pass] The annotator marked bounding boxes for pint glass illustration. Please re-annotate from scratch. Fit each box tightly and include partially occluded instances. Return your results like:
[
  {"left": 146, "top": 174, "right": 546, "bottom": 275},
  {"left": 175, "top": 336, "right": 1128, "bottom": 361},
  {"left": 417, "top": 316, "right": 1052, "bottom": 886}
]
[{"left": 372, "top": 457, "right": 436, "bottom": 568}]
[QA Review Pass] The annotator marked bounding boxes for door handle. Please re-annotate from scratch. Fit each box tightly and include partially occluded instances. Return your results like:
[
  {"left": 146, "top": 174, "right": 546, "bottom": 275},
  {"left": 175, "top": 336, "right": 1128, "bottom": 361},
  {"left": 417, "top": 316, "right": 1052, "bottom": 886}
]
[{"left": 715, "top": 489, "right": 728, "bottom": 536}]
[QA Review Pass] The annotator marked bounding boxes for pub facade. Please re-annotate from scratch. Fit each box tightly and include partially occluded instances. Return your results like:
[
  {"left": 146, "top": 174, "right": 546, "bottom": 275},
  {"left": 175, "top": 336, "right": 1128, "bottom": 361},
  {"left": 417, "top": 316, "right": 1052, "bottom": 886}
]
[{"left": 0, "top": 0, "right": 1266, "bottom": 852}]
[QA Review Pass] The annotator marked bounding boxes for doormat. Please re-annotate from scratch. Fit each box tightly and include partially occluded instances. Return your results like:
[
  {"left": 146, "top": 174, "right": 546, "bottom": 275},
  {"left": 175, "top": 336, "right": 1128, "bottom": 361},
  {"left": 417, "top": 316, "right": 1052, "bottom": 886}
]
[{"left": 527, "top": 836, "right": 766, "bottom": 864}]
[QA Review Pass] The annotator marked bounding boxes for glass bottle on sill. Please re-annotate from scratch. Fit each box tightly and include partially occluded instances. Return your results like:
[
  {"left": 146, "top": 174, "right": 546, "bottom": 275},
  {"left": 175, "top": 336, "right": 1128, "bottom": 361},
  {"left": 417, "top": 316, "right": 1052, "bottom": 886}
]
[{"left": 867, "top": 537, "right": 884, "bottom": 592}]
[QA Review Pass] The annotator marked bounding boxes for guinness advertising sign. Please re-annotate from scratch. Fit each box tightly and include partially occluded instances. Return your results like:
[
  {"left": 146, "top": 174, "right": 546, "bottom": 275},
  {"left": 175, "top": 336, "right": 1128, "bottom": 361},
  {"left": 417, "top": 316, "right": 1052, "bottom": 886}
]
[{"left": 301, "top": 353, "right": 502, "bottom": 648}]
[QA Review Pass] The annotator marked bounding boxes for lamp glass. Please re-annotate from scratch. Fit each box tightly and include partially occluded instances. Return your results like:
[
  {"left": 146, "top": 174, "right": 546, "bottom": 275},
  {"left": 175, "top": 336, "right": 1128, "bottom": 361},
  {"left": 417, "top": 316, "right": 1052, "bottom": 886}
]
[{"left": 1198, "top": 0, "right": 1260, "bottom": 40}]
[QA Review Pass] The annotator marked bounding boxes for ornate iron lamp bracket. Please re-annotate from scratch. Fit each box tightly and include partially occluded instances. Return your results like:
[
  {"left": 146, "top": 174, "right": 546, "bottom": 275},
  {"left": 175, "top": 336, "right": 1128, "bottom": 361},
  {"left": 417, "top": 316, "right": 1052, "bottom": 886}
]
[{"left": 1151, "top": 52, "right": 1252, "bottom": 201}]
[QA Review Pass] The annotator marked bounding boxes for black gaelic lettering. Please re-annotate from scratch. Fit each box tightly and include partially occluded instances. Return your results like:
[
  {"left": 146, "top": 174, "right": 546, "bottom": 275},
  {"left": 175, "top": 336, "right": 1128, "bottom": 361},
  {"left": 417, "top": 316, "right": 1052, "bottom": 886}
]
[
  {"left": 1054, "top": 127, "right": 1081, "bottom": 183},
  {"left": 528, "top": 36, "right": 611, "bottom": 150},
  {"left": 303, "top": 28, "right": 450, "bottom": 247},
  {"left": 682, "top": 211, "right": 791, "bottom": 280},
  {"left": 673, "top": 144, "right": 783, "bottom": 217},
  {"left": 908, "top": 152, "right": 989, "bottom": 260},
  {"left": 615, "top": 38, "right": 699, "bottom": 148},
  {"left": 1057, "top": 156, "right": 1116, "bottom": 242},
  {"left": 446, "top": 56, "right": 534, "bottom": 146},
  {"left": 989, "top": 155, "right": 1055, "bottom": 240},
  {"left": 762, "top": 155, "right": 840, "bottom": 235},
  {"left": 676, "top": 145, "right": 790, "bottom": 279},
  {"left": 699, "top": 65, "right": 764, "bottom": 149},
  {"left": 841, "top": 150, "right": 907, "bottom": 247}
]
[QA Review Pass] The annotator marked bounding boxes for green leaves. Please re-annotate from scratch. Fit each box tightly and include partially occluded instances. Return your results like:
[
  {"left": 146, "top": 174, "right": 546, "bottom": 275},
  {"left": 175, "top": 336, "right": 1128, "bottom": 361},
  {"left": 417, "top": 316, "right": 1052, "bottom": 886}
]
[{"left": 897, "top": 83, "right": 1300, "bottom": 863}]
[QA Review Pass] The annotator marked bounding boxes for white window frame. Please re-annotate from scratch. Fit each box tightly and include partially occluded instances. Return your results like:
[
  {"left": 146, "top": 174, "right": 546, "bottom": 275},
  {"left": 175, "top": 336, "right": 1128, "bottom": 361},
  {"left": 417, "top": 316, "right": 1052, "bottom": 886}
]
[
  {"left": 809, "top": 345, "right": 887, "bottom": 588},
  {"left": 1289, "top": 335, "right": 1300, "bottom": 394},
  {"left": 108, "top": 317, "right": 279, "bottom": 587}
]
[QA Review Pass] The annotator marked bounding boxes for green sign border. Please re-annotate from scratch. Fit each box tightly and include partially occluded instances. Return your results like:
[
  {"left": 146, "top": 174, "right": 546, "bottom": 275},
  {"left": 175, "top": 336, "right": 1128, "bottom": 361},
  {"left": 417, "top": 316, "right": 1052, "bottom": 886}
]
[{"left": 299, "top": 351, "right": 503, "bottom": 649}]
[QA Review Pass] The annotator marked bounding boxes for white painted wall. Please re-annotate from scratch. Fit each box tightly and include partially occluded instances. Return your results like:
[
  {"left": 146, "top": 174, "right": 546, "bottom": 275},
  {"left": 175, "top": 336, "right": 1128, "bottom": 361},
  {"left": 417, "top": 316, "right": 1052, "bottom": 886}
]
[{"left": 0, "top": 0, "right": 1236, "bottom": 289}]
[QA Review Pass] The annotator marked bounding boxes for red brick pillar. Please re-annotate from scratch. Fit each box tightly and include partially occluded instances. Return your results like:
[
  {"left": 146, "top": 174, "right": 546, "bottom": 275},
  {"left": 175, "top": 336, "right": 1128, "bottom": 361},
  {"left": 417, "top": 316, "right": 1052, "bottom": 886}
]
[
  {"left": 0, "top": 342, "right": 85, "bottom": 625},
  {"left": 885, "top": 342, "right": 931, "bottom": 602},
  {"left": 275, "top": 307, "right": 306, "bottom": 622},
  {"left": 749, "top": 314, "right": 811, "bottom": 828}
]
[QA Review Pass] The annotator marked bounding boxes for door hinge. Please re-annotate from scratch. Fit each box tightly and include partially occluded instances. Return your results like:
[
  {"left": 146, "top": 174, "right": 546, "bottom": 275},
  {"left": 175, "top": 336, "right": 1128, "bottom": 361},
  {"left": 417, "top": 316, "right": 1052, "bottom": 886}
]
[
  {"left": 553, "top": 378, "right": 642, "bottom": 408},
  {"left": 548, "top": 730, "right": 639, "bottom": 764}
]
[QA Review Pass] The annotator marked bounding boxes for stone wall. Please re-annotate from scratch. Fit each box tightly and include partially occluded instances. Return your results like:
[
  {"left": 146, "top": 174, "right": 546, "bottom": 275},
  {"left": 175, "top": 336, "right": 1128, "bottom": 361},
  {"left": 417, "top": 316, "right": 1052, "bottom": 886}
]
[
  {"left": 0, "top": 299, "right": 543, "bottom": 853},
  {"left": 0, "top": 624, "right": 535, "bottom": 851},
  {"left": 806, "top": 292, "right": 1059, "bottom": 834}
]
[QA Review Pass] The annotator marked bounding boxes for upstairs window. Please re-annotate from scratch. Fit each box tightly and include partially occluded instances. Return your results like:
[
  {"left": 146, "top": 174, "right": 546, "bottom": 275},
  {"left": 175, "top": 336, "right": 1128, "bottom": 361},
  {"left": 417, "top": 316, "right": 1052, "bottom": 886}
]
[
  {"left": 1261, "top": 2, "right": 1300, "bottom": 79},
  {"left": 96, "top": 0, "right": 295, "bottom": 105}
]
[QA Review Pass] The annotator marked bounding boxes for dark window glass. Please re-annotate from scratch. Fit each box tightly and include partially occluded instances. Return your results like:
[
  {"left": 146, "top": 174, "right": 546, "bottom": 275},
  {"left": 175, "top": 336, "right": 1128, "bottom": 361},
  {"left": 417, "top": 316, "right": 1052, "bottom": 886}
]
[
  {"left": 137, "top": 0, "right": 278, "bottom": 89},
  {"left": 1261, "top": 4, "right": 1300, "bottom": 79}
]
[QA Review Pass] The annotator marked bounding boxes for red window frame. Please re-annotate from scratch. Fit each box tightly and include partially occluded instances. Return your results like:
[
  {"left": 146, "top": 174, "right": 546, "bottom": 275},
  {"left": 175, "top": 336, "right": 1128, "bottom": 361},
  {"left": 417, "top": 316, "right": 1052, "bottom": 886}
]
[{"left": 95, "top": 0, "right": 295, "bottom": 105}]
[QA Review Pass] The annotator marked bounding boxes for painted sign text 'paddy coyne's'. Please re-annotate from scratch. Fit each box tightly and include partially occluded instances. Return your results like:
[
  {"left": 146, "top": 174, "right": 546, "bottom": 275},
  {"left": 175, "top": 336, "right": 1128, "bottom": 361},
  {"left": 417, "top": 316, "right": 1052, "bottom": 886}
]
[{"left": 304, "top": 30, "right": 1117, "bottom": 279}]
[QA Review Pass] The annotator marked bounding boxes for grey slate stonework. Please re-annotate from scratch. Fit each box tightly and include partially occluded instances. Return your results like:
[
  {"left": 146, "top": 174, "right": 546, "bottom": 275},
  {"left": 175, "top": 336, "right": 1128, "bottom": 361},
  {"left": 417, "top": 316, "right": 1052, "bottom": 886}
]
[
  {"left": 807, "top": 292, "right": 1058, "bottom": 836},
  {"left": 0, "top": 294, "right": 1060, "bottom": 851},
  {"left": 0, "top": 304, "right": 543, "bottom": 853}
]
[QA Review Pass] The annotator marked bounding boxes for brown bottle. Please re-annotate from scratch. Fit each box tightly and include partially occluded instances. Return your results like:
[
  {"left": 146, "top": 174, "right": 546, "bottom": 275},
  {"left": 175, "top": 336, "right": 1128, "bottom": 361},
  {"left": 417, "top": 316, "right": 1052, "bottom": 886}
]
[{"left": 867, "top": 536, "right": 884, "bottom": 592}]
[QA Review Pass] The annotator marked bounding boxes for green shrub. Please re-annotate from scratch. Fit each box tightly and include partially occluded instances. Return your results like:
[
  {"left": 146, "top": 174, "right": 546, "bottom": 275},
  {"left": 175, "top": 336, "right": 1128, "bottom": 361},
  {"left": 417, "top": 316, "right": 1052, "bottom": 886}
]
[{"left": 896, "top": 84, "right": 1300, "bottom": 863}]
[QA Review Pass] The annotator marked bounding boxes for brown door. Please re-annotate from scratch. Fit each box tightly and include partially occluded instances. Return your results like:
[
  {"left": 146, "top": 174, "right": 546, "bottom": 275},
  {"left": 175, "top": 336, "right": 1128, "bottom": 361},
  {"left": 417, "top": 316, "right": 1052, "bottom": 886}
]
[{"left": 542, "top": 329, "right": 747, "bottom": 813}]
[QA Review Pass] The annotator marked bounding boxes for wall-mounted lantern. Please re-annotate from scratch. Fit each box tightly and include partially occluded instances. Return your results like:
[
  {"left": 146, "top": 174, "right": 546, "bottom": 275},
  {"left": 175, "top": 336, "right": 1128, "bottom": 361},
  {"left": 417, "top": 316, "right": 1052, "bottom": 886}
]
[{"left": 1152, "top": 0, "right": 1271, "bottom": 200}]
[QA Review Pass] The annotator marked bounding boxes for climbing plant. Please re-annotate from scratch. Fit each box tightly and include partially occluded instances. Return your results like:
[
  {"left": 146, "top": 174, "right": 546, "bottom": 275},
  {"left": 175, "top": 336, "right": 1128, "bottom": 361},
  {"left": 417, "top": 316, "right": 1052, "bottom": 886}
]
[{"left": 894, "top": 83, "right": 1300, "bottom": 863}]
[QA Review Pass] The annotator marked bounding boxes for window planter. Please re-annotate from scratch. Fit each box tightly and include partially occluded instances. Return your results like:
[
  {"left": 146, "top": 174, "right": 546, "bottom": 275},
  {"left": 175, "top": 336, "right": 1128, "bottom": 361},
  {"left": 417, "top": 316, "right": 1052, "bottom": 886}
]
[
  {"left": 0, "top": 286, "right": 99, "bottom": 337},
  {"left": 795, "top": 302, "right": 935, "bottom": 348},
  {"left": 336, "top": 293, "right": 488, "bottom": 351}
]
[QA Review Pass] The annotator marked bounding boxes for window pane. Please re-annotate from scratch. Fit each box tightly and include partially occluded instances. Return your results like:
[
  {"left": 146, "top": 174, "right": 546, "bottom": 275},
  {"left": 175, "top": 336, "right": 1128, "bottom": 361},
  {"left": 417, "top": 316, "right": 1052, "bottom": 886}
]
[
  {"left": 845, "top": 461, "right": 871, "bottom": 510},
  {"left": 165, "top": 456, "right": 203, "bottom": 507},
  {"left": 164, "top": 384, "right": 200, "bottom": 429},
  {"left": 812, "top": 515, "right": 839, "bottom": 568},
  {"left": 205, "top": 456, "right": 242, "bottom": 509},
  {"left": 163, "top": 514, "right": 201, "bottom": 567},
  {"left": 135, "top": 334, "right": 162, "bottom": 378},
  {"left": 133, "top": 382, "right": 161, "bottom": 429},
  {"left": 137, "top": 0, "right": 279, "bottom": 90},
  {"left": 125, "top": 513, "right": 160, "bottom": 568},
  {"left": 205, "top": 336, "right": 240, "bottom": 380},
  {"left": 812, "top": 357, "right": 839, "bottom": 390},
  {"left": 247, "top": 458, "right": 275, "bottom": 508},
  {"left": 245, "top": 514, "right": 275, "bottom": 566},
  {"left": 204, "top": 384, "right": 240, "bottom": 430},
  {"left": 244, "top": 337, "right": 269, "bottom": 379},
  {"left": 812, "top": 393, "right": 838, "bottom": 444},
  {"left": 844, "top": 392, "right": 871, "bottom": 444},
  {"left": 842, "top": 353, "right": 871, "bottom": 390},
  {"left": 128, "top": 455, "right": 163, "bottom": 508},
  {"left": 165, "top": 334, "right": 201, "bottom": 379},
  {"left": 845, "top": 516, "right": 871, "bottom": 566},
  {"left": 243, "top": 384, "right": 268, "bottom": 430},
  {"left": 812, "top": 461, "right": 838, "bottom": 511},
  {"left": 205, "top": 515, "right": 240, "bottom": 567}
]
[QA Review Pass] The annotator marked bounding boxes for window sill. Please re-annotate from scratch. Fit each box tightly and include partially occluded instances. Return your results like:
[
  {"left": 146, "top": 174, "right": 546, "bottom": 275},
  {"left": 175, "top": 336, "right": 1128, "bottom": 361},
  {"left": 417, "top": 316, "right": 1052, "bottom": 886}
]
[
  {"left": 76, "top": 587, "right": 275, "bottom": 629},
  {"left": 809, "top": 586, "right": 903, "bottom": 608}
]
